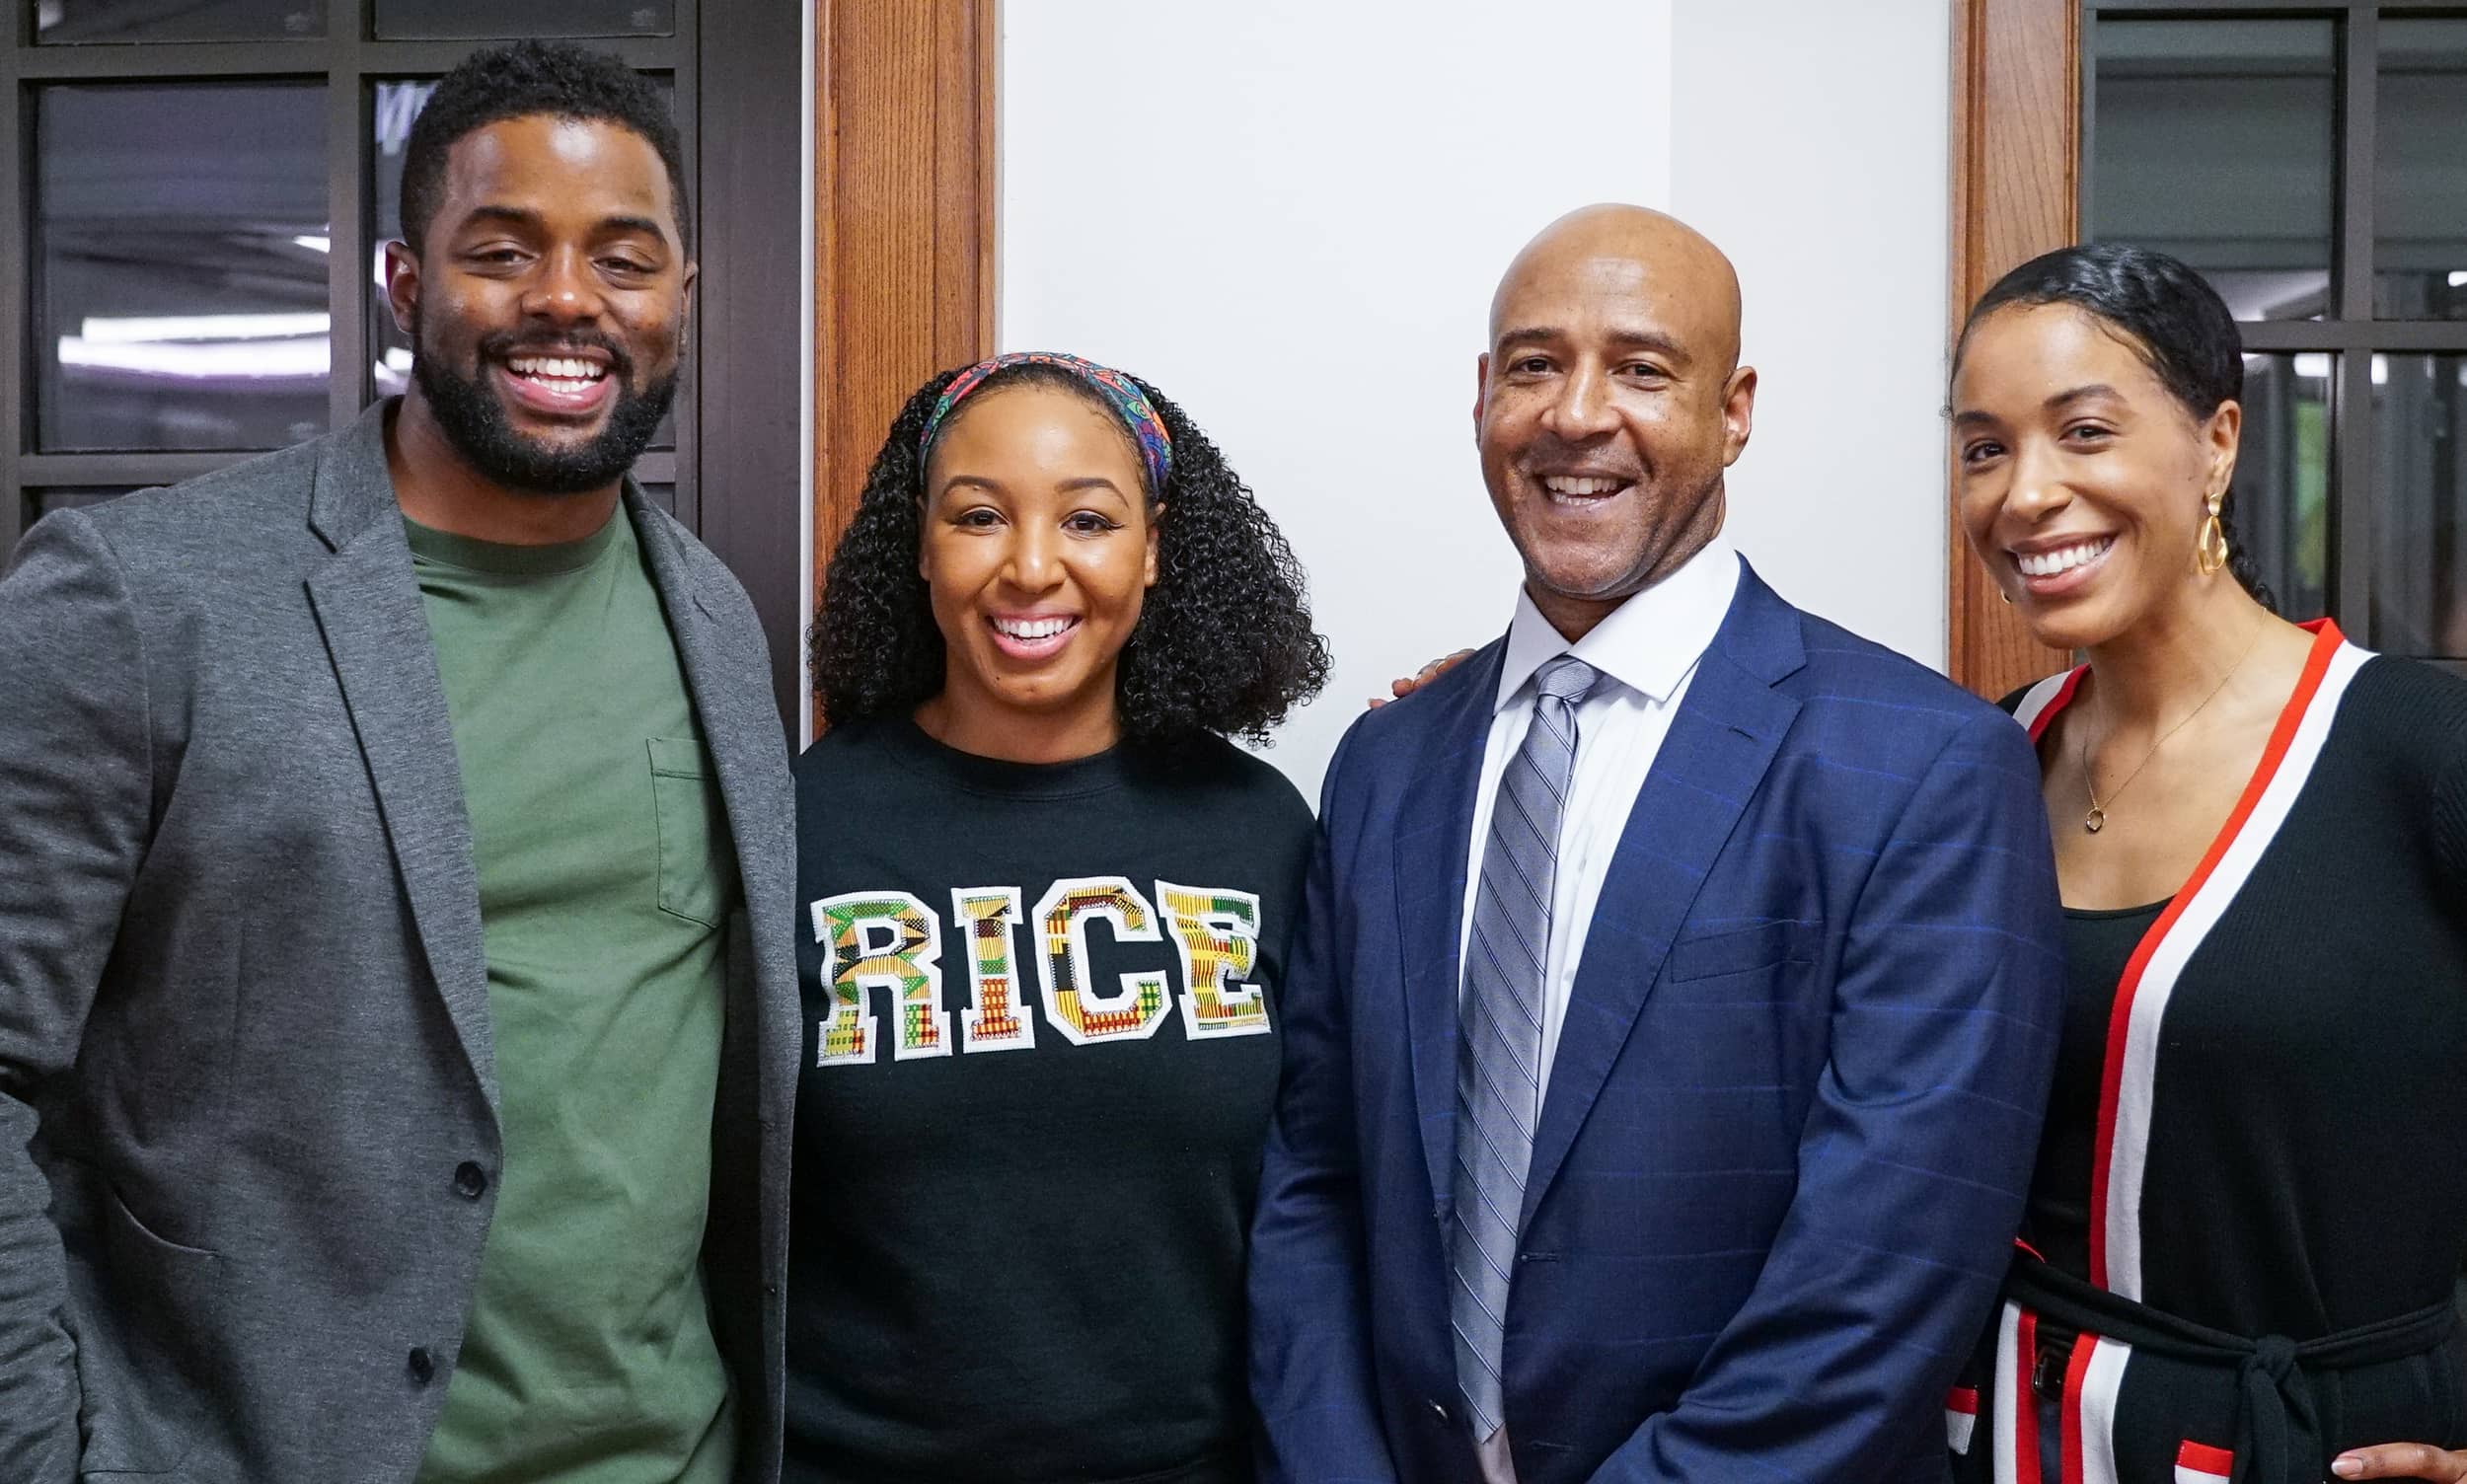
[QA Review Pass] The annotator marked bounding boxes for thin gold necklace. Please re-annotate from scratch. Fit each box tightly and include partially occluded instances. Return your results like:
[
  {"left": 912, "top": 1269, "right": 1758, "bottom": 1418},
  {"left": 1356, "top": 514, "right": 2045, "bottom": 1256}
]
[{"left": 2078, "top": 618, "right": 2264, "bottom": 835}]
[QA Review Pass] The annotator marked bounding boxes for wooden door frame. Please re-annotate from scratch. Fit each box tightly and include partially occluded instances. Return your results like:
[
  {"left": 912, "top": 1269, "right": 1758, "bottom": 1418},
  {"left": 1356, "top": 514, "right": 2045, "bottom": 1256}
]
[
  {"left": 1949, "top": 0, "right": 2078, "bottom": 698},
  {"left": 807, "top": 0, "right": 999, "bottom": 736}
]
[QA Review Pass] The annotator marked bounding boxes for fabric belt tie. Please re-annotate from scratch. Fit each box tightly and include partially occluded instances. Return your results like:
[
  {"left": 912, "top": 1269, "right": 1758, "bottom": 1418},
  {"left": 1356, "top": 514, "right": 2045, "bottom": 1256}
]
[{"left": 2009, "top": 1254, "right": 2456, "bottom": 1484}]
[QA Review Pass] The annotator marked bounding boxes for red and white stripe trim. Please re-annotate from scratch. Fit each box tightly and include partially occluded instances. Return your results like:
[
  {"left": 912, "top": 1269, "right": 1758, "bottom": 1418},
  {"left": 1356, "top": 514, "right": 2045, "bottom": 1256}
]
[
  {"left": 2013, "top": 667, "right": 2085, "bottom": 741},
  {"left": 1992, "top": 1301, "right": 2036, "bottom": 1484},
  {"left": 2086, "top": 622, "right": 2363, "bottom": 1297},
  {"left": 1947, "top": 1384, "right": 1981, "bottom": 1456},
  {"left": 2175, "top": 1440, "right": 2235, "bottom": 1483},
  {"left": 1993, "top": 624, "right": 2366, "bottom": 1482},
  {"left": 2060, "top": 1334, "right": 2133, "bottom": 1484}
]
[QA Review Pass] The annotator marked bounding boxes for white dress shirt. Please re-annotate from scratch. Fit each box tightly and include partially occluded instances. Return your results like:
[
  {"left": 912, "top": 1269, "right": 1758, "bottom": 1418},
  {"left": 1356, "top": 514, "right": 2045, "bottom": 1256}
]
[
  {"left": 1458, "top": 533, "right": 1738, "bottom": 1483},
  {"left": 1456, "top": 531, "right": 1741, "bottom": 1100}
]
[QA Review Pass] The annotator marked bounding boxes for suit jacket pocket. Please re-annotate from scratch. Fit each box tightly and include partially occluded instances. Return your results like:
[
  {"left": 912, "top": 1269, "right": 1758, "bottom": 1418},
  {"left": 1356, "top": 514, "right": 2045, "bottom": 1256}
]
[
  {"left": 66, "top": 1183, "right": 218, "bottom": 1476},
  {"left": 650, "top": 735, "right": 729, "bottom": 928},
  {"left": 1666, "top": 919, "right": 1812, "bottom": 981}
]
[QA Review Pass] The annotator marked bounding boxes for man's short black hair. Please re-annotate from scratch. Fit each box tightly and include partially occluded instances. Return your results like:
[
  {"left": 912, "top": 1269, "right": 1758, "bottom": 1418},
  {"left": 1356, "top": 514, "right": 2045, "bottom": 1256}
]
[{"left": 400, "top": 39, "right": 690, "bottom": 258}]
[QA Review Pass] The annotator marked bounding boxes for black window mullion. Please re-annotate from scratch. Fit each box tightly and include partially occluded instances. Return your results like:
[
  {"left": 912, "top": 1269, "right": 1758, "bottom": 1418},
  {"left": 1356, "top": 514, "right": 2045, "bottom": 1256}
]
[
  {"left": 2329, "top": 5, "right": 2373, "bottom": 637},
  {"left": 2334, "top": 330, "right": 2376, "bottom": 636},
  {"left": 669, "top": 0, "right": 700, "bottom": 533},
  {"left": 2337, "top": 3, "right": 2377, "bottom": 322},
  {"left": 12, "top": 37, "right": 678, "bottom": 82},
  {"left": 327, "top": 17, "right": 366, "bottom": 430},
  {"left": 1, "top": 48, "right": 22, "bottom": 563},
  {"left": 2240, "top": 321, "right": 2345, "bottom": 349},
  {"left": 21, "top": 451, "right": 254, "bottom": 485},
  {"left": 2092, "top": 3, "right": 2367, "bottom": 15}
]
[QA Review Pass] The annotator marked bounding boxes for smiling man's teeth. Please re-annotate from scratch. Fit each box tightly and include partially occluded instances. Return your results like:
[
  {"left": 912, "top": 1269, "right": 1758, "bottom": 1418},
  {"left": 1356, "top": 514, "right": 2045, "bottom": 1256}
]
[
  {"left": 993, "top": 617, "right": 1076, "bottom": 640},
  {"left": 1542, "top": 476, "right": 1626, "bottom": 496},
  {"left": 505, "top": 355, "right": 607, "bottom": 382},
  {"left": 2016, "top": 537, "right": 2115, "bottom": 578}
]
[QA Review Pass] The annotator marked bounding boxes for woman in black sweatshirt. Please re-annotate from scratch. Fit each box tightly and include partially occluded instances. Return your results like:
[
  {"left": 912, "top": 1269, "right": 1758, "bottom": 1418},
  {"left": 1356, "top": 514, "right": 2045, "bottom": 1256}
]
[{"left": 785, "top": 353, "right": 1330, "bottom": 1484}]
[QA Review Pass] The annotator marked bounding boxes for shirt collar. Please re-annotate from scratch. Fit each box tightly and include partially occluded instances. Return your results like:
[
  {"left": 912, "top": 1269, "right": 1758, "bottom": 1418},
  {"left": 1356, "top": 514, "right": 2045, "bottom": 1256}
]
[{"left": 1493, "top": 530, "right": 1741, "bottom": 713}]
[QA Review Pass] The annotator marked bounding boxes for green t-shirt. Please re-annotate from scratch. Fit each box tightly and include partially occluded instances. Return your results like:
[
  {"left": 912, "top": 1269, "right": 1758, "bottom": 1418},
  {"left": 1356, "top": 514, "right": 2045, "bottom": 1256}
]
[{"left": 407, "top": 508, "right": 738, "bottom": 1484}]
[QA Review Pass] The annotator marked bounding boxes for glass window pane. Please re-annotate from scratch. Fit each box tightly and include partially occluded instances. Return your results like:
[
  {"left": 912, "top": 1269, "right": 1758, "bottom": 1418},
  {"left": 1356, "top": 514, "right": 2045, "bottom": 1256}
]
[
  {"left": 367, "top": 76, "right": 677, "bottom": 448},
  {"left": 368, "top": 79, "right": 439, "bottom": 405},
  {"left": 373, "top": 0, "right": 671, "bottom": 38},
  {"left": 2234, "top": 352, "right": 2333, "bottom": 623},
  {"left": 36, "top": 0, "right": 324, "bottom": 43},
  {"left": 2370, "top": 354, "right": 2467, "bottom": 658},
  {"left": 2089, "top": 18, "right": 2337, "bottom": 322},
  {"left": 2373, "top": 19, "right": 2467, "bottom": 320},
  {"left": 37, "top": 83, "right": 330, "bottom": 453}
]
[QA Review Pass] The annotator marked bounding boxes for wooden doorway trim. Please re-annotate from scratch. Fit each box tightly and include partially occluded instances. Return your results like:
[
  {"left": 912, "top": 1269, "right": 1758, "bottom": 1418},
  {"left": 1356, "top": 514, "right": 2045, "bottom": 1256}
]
[
  {"left": 809, "top": 0, "right": 999, "bottom": 714},
  {"left": 1948, "top": 0, "right": 2078, "bottom": 697}
]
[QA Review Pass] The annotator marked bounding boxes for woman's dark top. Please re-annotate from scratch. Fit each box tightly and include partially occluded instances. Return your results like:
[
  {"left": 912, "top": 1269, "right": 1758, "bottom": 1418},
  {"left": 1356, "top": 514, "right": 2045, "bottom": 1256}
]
[
  {"left": 1956, "top": 641, "right": 2467, "bottom": 1483},
  {"left": 2000, "top": 648, "right": 2467, "bottom": 1338},
  {"left": 2025, "top": 899, "right": 2166, "bottom": 1286},
  {"left": 783, "top": 715, "right": 1314, "bottom": 1484}
]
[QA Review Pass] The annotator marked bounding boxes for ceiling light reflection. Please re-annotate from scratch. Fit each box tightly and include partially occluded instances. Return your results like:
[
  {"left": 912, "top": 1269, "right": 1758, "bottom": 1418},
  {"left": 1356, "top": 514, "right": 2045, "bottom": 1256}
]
[
  {"left": 59, "top": 334, "right": 330, "bottom": 380},
  {"left": 79, "top": 313, "right": 330, "bottom": 343}
]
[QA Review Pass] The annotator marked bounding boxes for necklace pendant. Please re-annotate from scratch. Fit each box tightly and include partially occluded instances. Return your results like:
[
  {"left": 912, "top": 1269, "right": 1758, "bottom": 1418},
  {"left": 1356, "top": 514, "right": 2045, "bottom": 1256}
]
[{"left": 2084, "top": 807, "right": 2106, "bottom": 834}]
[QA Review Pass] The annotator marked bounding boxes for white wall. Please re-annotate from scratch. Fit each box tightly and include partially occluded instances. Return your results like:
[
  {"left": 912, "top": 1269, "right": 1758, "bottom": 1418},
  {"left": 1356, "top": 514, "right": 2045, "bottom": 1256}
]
[
  {"left": 1002, "top": 1, "right": 1949, "bottom": 794},
  {"left": 1669, "top": 3, "right": 1951, "bottom": 677}
]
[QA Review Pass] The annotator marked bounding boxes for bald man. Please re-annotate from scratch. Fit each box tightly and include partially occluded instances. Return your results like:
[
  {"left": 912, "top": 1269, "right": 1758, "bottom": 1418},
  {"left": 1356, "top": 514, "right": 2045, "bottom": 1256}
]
[{"left": 1246, "top": 206, "right": 2063, "bottom": 1484}]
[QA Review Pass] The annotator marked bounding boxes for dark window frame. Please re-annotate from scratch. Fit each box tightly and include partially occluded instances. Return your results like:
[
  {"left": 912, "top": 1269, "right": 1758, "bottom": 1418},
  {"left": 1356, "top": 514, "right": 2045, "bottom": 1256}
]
[
  {"left": 0, "top": 0, "right": 809, "bottom": 724},
  {"left": 2081, "top": 0, "right": 2467, "bottom": 665}
]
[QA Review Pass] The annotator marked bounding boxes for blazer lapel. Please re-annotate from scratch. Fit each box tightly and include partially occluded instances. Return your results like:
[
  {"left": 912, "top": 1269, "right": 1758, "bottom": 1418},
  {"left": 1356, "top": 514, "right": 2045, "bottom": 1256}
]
[
  {"left": 628, "top": 492, "right": 796, "bottom": 1078},
  {"left": 627, "top": 488, "right": 785, "bottom": 917},
  {"left": 1392, "top": 640, "right": 1507, "bottom": 1218},
  {"left": 302, "top": 405, "right": 497, "bottom": 1108},
  {"left": 626, "top": 488, "right": 730, "bottom": 751},
  {"left": 1520, "top": 563, "right": 1806, "bottom": 1225}
]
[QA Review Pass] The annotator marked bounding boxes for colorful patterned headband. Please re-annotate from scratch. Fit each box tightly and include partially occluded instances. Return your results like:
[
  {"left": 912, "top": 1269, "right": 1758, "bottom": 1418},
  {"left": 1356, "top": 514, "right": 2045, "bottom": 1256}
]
[{"left": 919, "top": 351, "right": 1174, "bottom": 493}]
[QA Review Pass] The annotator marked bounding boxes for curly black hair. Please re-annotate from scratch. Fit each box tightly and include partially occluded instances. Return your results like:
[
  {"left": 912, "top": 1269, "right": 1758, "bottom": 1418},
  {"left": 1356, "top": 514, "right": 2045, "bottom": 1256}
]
[
  {"left": 400, "top": 39, "right": 689, "bottom": 258},
  {"left": 1958, "top": 243, "right": 2276, "bottom": 611},
  {"left": 810, "top": 361, "right": 1331, "bottom": 746}
]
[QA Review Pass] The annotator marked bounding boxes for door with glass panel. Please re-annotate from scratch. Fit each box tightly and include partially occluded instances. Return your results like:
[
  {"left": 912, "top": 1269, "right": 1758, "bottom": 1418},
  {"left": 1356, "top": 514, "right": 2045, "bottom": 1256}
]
[{"left": 0, "top": 0, "right": 805, "bottom": 718}]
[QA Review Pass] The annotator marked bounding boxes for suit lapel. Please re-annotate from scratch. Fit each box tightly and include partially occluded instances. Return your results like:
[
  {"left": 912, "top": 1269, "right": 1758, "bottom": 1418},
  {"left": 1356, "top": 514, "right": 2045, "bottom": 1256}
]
[
  {"left": 302, "top": 405, "right": 497, "bottom": 1107},
  {"left": 1392, "top": 640, "right": 1507, "bottom": 1217},
  {"left": 1520, "top": 564, "right": 1806, "bottom": 1225}
]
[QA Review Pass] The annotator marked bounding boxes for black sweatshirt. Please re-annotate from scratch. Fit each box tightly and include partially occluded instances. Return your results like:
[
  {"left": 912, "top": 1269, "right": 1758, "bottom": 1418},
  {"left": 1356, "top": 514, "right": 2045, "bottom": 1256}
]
[{"left": 783, "top": 714, "right": 1314, "bottom": 1484}]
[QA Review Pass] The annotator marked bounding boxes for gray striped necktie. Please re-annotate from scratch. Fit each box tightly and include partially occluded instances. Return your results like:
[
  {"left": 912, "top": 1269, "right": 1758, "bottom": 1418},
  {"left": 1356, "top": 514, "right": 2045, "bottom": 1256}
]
[{"left": 1451, "top": 652, "right": 1600, "bottom": 1442}]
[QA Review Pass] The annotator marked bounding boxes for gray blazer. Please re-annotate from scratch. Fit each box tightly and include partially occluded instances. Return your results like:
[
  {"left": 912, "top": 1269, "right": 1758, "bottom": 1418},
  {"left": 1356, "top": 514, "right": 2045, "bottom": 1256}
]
[{"left": 0, "top": 403, "right": 799, "bottom": 1483}]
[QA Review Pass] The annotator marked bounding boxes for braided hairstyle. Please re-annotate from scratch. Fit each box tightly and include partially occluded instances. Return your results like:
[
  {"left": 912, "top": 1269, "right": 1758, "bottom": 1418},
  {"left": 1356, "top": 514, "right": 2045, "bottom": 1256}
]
[
  {"left": 1955, "top": 243, "right": 2276, "bottom": 611},
  {"left": 808, "top": 361, "right": 1331, "bottom": 745}
]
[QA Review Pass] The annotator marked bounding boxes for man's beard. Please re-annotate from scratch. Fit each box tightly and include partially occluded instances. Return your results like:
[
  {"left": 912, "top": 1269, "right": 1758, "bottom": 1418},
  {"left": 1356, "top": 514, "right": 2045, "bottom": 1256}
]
[{"left": 411, "top": 324, "right": 676, "bottom": 495}]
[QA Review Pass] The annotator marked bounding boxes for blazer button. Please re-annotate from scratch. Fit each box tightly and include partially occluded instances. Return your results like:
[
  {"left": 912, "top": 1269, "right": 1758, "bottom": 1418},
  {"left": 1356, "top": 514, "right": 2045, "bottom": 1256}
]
[
  {"left": 1428, "top": 1398, "right": 1453, "bottom": 1427},
  {"left": 408, "top": 1347, "right": 435, "bottom": 1384},
  {"left": 454, "top": 1161, "right": 488, "bottom": 1199}
]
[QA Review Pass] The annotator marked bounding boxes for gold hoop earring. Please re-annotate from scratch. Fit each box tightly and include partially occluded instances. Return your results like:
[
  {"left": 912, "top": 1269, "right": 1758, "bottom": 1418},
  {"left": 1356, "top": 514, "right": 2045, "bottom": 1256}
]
[{"left": 2196, "top": 492, "right": 2230, "bottom": 577}]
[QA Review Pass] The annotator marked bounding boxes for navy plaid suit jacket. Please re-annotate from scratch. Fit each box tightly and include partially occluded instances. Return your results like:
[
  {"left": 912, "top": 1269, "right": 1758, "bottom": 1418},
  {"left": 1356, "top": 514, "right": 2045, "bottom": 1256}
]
[{"left": 1247, "top": 560, "right": 2063, "bottom": 1484}]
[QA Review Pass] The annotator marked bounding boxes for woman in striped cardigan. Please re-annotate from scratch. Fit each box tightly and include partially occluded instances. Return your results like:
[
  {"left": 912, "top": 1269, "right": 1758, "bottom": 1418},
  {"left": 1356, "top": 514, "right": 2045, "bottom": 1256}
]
[{"left": 1945, "top": 243, "right": 2467, "bottom": 1484}]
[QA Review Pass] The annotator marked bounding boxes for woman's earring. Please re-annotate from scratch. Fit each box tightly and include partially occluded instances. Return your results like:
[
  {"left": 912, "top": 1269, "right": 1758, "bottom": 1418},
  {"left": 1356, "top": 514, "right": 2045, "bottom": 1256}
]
[
  {"left": 2196, "top": 491, "right": 2230, "bottom": 577},
  {"left": 1999, "top": 589, "right": 2013, "bottom": 606}
]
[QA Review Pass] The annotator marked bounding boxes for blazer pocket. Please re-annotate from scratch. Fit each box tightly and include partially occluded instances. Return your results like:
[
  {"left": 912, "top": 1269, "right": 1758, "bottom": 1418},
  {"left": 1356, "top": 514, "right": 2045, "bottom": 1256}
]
[
  {"left": 1666, "top": 920, "right": 1810, "bottom": 981},
  {"left": 649, "top": 736, "right": 728, "bottom": 928},
  {"left": 69, "top": 1185, "right": 219, "bottom": 1475}
]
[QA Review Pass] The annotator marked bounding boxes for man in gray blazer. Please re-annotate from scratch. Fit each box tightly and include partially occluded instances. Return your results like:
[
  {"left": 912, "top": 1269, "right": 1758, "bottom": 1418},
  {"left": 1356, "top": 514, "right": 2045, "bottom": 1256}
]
[{"left": 0, "top": 42, "right": 797, "bottom": 1484}]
